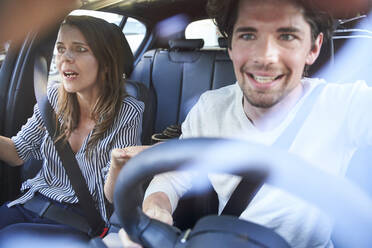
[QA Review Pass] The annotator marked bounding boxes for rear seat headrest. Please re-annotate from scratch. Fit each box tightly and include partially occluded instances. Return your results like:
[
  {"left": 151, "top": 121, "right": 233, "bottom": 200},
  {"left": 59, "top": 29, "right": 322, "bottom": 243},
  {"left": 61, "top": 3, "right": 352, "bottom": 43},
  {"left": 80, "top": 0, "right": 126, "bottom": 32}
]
[
  {"left": 218, "top": 37, "right": 228, "bottom": 48},
  {"left": 169, "top": 39, "right": 204, "bottom": 50}
]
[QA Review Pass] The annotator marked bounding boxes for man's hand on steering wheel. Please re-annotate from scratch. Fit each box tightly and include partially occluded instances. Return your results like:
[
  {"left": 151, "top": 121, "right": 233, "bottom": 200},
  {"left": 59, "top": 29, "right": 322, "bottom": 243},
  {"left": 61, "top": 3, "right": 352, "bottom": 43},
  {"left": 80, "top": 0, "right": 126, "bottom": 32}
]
[{"left": 118, "top": 191, "right": 173, "bottom": 247}]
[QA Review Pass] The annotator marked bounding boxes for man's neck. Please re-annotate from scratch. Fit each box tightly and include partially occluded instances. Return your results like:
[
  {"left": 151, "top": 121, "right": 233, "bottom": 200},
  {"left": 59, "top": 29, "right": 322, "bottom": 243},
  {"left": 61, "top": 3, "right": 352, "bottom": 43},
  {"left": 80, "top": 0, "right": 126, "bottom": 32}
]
[{"left": 243, "top": 83, "right": 304, "bottom": 131}]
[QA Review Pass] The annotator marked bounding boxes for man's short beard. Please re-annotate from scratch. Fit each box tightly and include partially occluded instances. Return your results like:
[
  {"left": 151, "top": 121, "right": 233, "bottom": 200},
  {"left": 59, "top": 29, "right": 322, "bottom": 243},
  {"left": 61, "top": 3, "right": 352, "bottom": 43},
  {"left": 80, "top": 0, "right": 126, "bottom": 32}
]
[{"left": 244, "top": 92, "right": 283, "bottom": 109}]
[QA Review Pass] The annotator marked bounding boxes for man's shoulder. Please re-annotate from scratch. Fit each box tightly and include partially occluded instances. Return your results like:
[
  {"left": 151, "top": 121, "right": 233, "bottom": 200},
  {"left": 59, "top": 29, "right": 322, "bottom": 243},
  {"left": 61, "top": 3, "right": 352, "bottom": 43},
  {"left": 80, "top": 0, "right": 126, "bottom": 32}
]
[
  {"left": 305, "top": 77, "right": 369, "bottom": 86},
  {"left": 304, "top": 77, "right": 372, "bottom": 109},
  {"left": 304, "top": 77, "right": 370, "bottom": 95},
  {"left": 182, "top": 83, "right": 239, "bottom": 137},
  {"left": 200, "top": 83, "right": 237, "bottom": 103}
]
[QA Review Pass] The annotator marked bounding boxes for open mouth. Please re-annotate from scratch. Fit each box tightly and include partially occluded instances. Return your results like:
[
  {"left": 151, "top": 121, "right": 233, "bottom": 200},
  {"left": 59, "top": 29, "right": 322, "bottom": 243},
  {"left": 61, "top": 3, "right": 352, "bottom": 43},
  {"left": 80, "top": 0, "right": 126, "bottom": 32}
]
[
  {"left": 248, "top": 73, "right": 284, "bottom": 84},
  {"left": 63, "top": 71, "right": 79, "bottom": 79}
]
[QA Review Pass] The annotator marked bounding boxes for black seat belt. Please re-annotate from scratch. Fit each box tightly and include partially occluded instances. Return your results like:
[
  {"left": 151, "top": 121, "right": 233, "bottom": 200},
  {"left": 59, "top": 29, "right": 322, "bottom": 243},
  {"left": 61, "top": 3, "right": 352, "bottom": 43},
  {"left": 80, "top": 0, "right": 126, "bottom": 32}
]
[
  {"left": 221, "top": 83, "right": 326, "bottom": 216},
  {"left": 33, "top": 56, "right": 107, "bottom": 237},
  {"left": 221, "top": 177, "right": 264, "bottom": 216}
]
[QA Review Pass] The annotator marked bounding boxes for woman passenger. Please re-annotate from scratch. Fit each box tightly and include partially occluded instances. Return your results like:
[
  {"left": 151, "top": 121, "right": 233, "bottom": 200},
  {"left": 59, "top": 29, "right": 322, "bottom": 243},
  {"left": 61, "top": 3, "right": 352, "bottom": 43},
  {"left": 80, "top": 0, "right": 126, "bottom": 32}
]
[{"left": 0, "top": 15, "right": 143, "bottom": 237}]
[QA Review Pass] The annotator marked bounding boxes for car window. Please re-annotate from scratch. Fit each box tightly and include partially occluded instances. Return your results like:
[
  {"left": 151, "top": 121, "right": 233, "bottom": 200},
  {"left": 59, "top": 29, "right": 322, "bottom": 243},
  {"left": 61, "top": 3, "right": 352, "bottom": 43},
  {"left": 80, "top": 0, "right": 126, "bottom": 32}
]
[
  {"left": 316, "top": 14, "right": 372, "bottom": 84},
  {"left": 0, "top": 42, "right": 10, "bottom": 69},
  {"left": 185, "top": 19, "right": 220, "bottom": 48},
  {"left": 123, "top": 17, "right": 146, "bottom": 53},
  {"left": 70, "top": 12, "right": 147, "bottom": 53},
  {"left": 69, "top": 9, "right": 123, "bottom": 25}
]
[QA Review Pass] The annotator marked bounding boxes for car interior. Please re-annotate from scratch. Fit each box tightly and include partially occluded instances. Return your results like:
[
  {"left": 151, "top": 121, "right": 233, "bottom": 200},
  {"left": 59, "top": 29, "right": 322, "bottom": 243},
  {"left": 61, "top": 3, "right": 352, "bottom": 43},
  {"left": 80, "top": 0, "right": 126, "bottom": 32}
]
[{"left": 0, "top": 0, "right": 372, "bottom": 247}]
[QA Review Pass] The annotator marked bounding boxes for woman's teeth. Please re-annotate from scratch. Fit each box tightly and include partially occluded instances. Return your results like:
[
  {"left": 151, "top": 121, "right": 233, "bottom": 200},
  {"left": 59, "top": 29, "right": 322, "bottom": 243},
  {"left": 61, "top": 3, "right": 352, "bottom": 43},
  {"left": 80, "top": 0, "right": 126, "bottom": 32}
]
[{"left": 64, "top": 71, "right": 78, "bottom": 78}]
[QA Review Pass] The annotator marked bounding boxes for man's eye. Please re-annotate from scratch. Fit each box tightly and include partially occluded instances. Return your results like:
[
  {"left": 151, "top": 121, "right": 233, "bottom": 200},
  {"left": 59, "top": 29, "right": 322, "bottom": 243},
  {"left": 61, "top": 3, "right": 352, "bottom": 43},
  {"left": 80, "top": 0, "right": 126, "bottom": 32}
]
[
  {"left": 240, "top": 33, "right": 256, "bottom": 40},
  {"left": 280, "top": 34, "right": 296, "bottom": 41}
]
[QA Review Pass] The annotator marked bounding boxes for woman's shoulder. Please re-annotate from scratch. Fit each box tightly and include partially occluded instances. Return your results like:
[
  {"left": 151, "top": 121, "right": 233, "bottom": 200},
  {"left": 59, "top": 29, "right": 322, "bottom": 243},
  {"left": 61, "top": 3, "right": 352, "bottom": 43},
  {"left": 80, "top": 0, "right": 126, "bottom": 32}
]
[
  {"left": 119, "top": 95, "right": 145, "bottom": 116},
  {"left": 46, "top": 82, "right": 61, "bottom": 108}
]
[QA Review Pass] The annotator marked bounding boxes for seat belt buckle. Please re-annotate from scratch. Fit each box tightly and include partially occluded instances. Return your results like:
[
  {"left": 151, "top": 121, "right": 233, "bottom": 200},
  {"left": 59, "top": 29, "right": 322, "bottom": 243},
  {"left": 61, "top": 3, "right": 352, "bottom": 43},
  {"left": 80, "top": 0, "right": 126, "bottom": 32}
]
[
  {"left": 24, "top": 196, "right": 52, "bottom": 218},
  {"left": 39, "top": 200, "right": 52, "bottom": 217}
]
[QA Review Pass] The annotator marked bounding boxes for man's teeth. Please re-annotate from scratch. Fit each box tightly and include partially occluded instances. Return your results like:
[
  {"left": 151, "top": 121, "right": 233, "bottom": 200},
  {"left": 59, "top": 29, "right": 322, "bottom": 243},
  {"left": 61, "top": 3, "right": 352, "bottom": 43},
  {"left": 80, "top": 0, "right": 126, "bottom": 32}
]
[{"left": 253, "top": 75, "right": 277, "bottom": 84}]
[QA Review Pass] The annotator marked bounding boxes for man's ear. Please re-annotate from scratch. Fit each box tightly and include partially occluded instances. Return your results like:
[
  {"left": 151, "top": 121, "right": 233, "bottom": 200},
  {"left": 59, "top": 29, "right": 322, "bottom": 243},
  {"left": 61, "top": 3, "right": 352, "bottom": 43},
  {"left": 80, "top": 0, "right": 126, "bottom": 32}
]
[
  {"left": 227, "top": 47, "right": 233, "bottom": 60},
  {"left": 306, "top": 33, "right": 324, "bottom": 65}
]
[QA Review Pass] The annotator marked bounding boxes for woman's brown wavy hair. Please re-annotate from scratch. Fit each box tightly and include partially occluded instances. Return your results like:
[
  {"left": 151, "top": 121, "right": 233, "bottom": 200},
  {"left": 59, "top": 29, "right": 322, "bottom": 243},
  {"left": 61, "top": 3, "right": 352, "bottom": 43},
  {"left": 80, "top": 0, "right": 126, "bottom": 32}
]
[{"left": 55, "top": 15, "right": 130, "bottom": 156}]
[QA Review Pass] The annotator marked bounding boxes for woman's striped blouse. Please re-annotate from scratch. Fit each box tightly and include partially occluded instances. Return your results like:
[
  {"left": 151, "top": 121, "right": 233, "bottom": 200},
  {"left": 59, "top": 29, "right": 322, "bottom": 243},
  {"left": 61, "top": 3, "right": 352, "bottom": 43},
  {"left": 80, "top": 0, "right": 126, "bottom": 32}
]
[{"left": 7, "top": 84, "right": 144, "bottom": 223}]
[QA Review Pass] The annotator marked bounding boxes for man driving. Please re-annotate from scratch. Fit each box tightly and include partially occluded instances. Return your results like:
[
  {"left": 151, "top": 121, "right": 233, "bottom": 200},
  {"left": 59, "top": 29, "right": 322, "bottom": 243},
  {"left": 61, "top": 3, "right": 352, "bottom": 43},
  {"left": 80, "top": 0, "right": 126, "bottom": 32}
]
[{"left": 109, "top": 0, "right": 372, "bottom": 247}]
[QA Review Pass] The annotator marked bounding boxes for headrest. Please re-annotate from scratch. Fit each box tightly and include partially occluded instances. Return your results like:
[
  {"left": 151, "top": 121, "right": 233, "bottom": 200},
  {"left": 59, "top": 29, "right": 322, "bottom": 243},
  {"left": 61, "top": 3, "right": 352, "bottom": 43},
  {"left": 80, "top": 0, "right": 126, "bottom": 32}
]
[
  {"left": 218, "top": 37, "right": 228, "bottom": 48},
  {"left": 168, "top": 39, "right": 204, "bottom": 50}
]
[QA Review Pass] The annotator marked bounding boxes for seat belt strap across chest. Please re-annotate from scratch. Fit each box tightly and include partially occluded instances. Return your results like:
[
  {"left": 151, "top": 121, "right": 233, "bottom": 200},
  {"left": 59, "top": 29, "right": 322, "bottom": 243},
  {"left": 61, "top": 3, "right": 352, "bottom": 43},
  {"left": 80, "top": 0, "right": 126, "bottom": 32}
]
[{"left": 34, "top": 56, "right": 106, "bottom": 237}]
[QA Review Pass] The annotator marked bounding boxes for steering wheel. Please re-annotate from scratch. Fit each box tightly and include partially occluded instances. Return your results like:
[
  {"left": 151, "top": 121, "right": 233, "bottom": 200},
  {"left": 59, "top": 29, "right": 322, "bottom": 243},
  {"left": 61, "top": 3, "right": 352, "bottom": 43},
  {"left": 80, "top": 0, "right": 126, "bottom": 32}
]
[{"left": 113, "top": 138, "right": 372, "bottom": 248}]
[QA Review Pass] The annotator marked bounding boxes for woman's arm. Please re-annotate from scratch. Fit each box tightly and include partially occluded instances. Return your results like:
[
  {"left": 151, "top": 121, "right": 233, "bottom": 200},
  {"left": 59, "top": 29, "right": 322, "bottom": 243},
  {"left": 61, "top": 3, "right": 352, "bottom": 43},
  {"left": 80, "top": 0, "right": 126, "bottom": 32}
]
[
  {"left": 104, "top": 145, "right": 150, "bottom": 203},
  {"left": 0, "top": 136, "right": 24, "bottom": 166},
  {"left": 103, "top": 97, "right": 147, "bottom": 202}
]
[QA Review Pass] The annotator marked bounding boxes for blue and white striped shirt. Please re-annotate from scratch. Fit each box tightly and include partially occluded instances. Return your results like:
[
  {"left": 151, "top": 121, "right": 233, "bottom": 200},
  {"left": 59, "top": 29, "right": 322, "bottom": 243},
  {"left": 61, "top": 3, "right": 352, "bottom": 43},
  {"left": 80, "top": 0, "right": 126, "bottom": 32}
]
[{"left": 8, "top": 84, "right": 144, "bottom": 223}]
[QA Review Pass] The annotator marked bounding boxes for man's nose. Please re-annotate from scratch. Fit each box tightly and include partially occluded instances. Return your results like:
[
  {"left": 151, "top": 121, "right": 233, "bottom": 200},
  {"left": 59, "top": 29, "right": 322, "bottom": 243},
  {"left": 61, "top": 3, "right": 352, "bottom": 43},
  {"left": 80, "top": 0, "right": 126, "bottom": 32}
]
[{"left": 253, "top": 37, "right": 279, "bottom": 66}]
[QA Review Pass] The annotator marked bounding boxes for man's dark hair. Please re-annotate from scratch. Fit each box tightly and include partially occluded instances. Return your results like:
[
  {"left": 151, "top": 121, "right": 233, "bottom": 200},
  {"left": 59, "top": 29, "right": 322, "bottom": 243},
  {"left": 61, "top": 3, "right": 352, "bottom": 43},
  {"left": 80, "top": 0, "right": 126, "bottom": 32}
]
[{"left": 207, "top": 0, "right": 335, "bottom": 50}]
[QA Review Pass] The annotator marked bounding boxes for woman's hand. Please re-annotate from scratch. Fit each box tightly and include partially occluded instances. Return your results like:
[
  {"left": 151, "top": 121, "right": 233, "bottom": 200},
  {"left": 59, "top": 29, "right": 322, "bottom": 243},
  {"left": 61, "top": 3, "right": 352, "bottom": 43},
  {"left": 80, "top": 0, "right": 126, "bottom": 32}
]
[
  {"left": 110, "top": 146, "right": 149, "bottom": 169},
  {"left": 104, "top": 146, "right": 150, "bottom": 203},
  {"left": 110, "top": 148, "right": 129, "bottom": 170}
]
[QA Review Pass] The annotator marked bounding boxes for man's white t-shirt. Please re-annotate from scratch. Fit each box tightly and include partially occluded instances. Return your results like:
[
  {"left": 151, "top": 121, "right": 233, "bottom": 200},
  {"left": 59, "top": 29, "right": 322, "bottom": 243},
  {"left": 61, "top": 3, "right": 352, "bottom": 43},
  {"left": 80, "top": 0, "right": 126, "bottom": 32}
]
[{"left": 145, "top": 78, "right": 372, "bottom": 247}]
